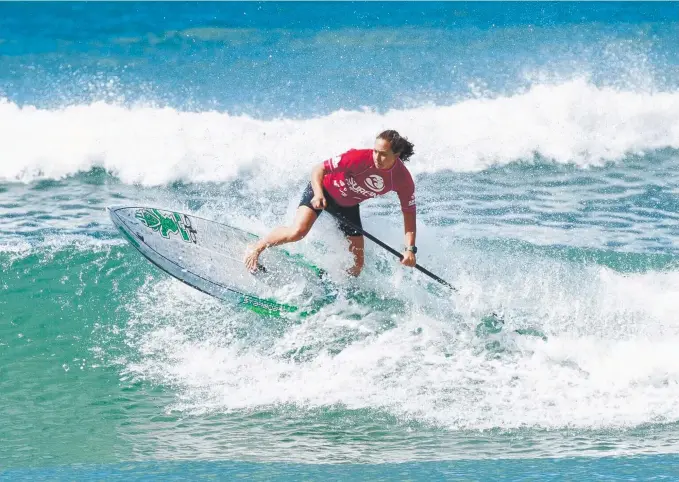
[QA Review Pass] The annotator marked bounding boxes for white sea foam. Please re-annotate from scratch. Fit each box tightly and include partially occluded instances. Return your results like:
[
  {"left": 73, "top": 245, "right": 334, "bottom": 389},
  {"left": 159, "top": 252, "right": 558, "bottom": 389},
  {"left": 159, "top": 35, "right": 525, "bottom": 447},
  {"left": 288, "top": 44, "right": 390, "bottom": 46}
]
[
  {"left": 2, "top": 79, "right": 679, "bottom": 185},
  {"left": 122, "top": 251, "right": 679, "bottom": 435}
]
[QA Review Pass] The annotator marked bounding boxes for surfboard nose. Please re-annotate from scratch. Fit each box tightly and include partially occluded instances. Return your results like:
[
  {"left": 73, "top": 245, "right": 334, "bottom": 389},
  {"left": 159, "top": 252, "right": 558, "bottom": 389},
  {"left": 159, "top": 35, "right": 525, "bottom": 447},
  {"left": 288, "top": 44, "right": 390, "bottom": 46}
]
[{"left": 107, "top": 206, "right": 125, "bottom": 230}]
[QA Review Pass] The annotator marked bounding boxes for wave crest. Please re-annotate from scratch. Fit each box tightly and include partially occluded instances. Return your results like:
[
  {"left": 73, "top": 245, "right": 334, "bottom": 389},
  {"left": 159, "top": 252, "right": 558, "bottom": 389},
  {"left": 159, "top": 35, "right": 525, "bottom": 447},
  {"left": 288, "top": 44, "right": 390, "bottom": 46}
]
[{"left": 2, "top": 79, "right": 679, "bottom": 185}]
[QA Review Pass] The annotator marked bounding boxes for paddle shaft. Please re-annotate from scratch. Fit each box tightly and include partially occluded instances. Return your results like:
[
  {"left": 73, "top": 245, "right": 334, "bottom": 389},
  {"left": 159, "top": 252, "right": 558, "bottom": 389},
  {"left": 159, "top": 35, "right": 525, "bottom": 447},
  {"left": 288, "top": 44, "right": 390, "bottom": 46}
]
[{"left": 327, "top": 211, "right": 457, "bottom": 291}]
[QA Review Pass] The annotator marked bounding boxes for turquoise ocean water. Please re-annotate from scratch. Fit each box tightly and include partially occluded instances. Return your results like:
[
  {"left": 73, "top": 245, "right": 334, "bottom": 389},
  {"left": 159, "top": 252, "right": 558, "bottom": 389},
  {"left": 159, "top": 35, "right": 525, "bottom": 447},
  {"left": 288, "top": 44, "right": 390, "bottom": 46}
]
[{"left": 2, "top": 2, "right": 679, "bottom": 479}]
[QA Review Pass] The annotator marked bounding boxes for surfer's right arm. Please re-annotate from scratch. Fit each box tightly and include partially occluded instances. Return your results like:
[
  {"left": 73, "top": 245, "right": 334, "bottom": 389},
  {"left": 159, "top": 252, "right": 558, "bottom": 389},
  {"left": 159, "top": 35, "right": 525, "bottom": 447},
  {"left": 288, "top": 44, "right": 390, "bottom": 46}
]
[{"left": 310, "top": 163, "right": 327, "bottom": 209}]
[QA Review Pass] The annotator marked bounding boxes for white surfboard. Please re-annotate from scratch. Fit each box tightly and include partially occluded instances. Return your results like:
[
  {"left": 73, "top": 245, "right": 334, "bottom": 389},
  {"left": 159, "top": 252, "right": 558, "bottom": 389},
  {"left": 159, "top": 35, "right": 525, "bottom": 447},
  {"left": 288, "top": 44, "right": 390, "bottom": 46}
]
[{"left": 109, "top": 206, "right": 336, "bottom": 317}]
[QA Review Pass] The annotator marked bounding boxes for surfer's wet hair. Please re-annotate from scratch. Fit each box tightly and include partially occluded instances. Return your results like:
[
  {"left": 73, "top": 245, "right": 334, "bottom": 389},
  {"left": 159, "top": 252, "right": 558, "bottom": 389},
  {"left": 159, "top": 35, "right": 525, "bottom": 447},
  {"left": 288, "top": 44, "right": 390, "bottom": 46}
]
[{"left": 377, "top": 130, "right": 415, "bottom": 162}]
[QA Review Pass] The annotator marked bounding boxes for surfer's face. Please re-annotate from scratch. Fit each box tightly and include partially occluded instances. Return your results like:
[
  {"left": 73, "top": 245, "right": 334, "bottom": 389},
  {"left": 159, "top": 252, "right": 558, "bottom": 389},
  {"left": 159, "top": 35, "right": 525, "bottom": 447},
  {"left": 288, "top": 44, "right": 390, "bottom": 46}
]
[{"left": 373, "top": 138, "right": 398, "bottom": 170}]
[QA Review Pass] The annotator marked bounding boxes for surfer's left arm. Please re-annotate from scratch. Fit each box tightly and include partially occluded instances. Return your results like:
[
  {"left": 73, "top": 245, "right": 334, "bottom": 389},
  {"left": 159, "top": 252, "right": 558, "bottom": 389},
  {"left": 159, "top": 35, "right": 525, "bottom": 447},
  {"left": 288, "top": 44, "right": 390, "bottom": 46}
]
[
  {"left": 401, "top": 210, "right": 416, "bottom": 267},
  {"left": 397, "top": 178, "right": 417, "bottom": 267}
]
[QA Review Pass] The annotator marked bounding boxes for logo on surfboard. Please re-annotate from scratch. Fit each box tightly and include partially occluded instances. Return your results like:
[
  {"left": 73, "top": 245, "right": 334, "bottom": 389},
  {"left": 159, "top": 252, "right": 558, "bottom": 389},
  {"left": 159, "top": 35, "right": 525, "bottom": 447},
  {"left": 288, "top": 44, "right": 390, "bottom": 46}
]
[{"left": 135, "top": 208, "right": 197, "bottom": 243}]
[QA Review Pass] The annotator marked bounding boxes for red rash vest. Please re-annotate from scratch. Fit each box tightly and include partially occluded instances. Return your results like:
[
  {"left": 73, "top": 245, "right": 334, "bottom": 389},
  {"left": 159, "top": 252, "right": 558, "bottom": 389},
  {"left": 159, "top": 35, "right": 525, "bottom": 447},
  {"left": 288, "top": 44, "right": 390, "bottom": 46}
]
[{"left": 322, "top": 149, "right": 416, "bottom": 213}]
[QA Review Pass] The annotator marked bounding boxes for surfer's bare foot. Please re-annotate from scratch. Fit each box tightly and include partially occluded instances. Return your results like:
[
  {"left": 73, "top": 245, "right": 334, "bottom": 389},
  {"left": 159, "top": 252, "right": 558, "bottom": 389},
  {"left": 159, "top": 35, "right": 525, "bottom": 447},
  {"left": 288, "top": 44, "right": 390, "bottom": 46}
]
[{"left": 244, "top": 244, "right": 264, "bottom": 273}]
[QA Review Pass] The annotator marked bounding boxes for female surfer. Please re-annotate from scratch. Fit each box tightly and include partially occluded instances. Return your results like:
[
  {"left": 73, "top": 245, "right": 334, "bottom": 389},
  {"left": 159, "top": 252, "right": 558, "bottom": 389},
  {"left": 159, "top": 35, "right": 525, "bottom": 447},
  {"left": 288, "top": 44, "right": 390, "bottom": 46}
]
[{"left": 244, "top": 130, "right": 417, "bottom": 276}]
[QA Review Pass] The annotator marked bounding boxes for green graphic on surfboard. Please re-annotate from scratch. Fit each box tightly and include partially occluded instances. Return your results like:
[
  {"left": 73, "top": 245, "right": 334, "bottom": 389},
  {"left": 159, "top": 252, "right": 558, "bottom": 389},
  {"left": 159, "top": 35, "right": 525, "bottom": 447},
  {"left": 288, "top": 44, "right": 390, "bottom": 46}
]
[{"left": 135, "top": 208, "right": 197, "bottom": 243}]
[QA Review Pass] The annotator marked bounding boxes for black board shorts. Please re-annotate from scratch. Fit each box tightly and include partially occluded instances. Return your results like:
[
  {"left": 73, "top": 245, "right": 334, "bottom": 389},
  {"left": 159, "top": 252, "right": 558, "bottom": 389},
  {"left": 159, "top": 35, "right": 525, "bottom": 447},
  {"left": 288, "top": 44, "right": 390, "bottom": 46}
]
[{"left": 298, "top": 183, "right": 363, "bottom": 237}]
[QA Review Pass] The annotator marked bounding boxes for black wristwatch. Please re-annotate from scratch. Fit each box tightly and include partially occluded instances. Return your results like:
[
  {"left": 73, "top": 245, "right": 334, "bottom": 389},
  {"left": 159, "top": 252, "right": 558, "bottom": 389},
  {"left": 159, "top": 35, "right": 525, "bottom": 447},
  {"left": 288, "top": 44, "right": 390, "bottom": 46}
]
[{"left": 404, "top": 245, "right": 417, "bottom": 254}]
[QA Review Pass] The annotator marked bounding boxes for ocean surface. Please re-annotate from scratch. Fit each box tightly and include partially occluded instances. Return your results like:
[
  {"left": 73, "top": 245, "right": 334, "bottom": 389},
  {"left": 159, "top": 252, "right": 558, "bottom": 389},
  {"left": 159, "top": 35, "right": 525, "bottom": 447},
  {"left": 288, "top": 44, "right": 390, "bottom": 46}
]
[{"left": 2, "top": 2, "right": 679, "bottom": 479}]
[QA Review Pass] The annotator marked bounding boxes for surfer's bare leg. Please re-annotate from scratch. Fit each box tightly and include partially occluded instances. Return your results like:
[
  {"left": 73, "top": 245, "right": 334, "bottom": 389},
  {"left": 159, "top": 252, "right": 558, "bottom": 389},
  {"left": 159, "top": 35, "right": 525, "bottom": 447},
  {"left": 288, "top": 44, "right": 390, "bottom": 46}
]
[
  {"left": 244, "top": 206, "right": 318, "bottom": 272},
  {"left": 347, "top": 235, "right": 364, "bottom": 277}
]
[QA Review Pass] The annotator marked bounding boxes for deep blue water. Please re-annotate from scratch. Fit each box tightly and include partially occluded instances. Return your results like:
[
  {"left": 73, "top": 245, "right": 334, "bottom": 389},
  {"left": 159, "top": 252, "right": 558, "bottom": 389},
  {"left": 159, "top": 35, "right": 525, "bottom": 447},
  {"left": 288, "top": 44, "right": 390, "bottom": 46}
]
[{"left": 1, "top": 2, "right": 677, "bottom": 115}]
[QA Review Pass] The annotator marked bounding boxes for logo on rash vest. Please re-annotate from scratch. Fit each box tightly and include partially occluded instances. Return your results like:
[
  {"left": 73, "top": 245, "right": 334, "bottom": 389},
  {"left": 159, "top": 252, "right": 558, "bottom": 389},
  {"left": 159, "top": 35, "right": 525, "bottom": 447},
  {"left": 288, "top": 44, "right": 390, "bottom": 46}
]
[
  {"left": 333, "top": 179, "right": 348, "bottom": 197},
  {"left": 364, "top": 174, "right": 385, "bottom": 192},
  {"left": 346, "top": 178, "right": 377, "bottom": 198}
]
